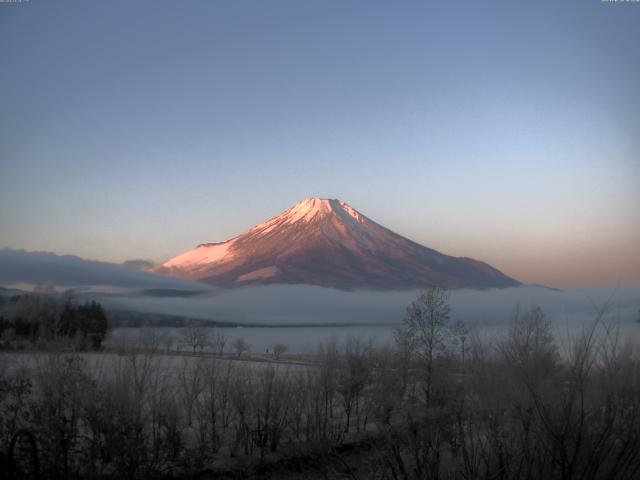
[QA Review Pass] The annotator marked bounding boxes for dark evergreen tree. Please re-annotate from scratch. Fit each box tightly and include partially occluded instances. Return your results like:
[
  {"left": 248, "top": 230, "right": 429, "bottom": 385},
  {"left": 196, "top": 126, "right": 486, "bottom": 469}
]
[{"left": 0, "top": 294, "right": 109, "bottom": 350}]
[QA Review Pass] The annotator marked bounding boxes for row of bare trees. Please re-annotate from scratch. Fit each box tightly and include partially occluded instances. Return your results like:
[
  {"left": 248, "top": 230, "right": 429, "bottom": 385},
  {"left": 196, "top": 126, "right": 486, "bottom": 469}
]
[
  {"left": 0, "top": 287, "right": 639, "bottom": 479},
  {"left": 0, "top": 343, "right": 381, "bottom": 478},
  {"left": 374, "top": 287, "right": 640, "bottom": 480},
  {"left": 132, "top": 324, "right": 268, "bottom": 358}
]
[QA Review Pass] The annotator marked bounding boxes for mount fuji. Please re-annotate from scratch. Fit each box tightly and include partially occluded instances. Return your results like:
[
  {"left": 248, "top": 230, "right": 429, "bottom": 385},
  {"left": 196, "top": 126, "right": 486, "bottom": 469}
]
[{"left": 156, "top": 198, "right": 520, "bottom": 290}]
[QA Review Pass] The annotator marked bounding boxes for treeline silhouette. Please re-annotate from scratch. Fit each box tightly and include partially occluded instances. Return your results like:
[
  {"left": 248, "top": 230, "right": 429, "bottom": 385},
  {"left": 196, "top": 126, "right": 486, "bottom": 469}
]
[
  {"left": 0, "top": 292, "right": 108, "bottom": 350},
  {"left": 0, "top": 287, "right": 639, "bottom": 479}
]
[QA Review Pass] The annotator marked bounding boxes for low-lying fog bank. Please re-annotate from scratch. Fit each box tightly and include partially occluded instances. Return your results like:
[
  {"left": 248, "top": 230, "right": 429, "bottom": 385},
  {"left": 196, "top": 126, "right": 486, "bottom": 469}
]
[
  {"left": 106, "top": 284, "right": 639, "bottom": 327},
  {"left": 100, "top": 285, "right": 640, "bottom": 354}
]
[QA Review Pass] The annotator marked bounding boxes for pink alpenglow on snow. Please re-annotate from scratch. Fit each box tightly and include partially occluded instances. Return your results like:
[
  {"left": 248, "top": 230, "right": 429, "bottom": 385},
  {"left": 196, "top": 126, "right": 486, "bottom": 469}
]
[{"left": 156, "top": 198, "right": 521, "bottom": 290}]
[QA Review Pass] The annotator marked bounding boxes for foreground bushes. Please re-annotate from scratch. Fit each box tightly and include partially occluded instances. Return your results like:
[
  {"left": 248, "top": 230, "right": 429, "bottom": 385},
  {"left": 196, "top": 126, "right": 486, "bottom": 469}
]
[{"left": 0, "top": 297, "right": 639, "bottom": 479}]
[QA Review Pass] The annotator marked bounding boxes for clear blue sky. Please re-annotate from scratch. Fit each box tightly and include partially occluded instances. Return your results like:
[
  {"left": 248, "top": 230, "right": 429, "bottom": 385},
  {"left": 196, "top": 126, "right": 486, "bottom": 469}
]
[{"left": 1, "top": 0, "right": 638, "bottom": 288}]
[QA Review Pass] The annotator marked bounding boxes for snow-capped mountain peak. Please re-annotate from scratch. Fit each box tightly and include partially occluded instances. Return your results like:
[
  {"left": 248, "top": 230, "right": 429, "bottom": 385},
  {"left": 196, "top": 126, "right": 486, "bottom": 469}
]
[
  {"left": 250, "top": 198, "right": 363, "bottom": 229},
  {"left": 156, "top": 198, "right": 520, "bottom": 290}
]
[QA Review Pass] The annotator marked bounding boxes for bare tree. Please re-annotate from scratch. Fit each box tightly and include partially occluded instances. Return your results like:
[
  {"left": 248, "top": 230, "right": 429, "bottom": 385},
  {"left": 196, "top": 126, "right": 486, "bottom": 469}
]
[
  {"left": 231, "top": 337, "right": 249, "bottom": 357},
  {"left": 194, "top": 359, "right": 236, "bottom": 454},
  {"left": 252, "top": 365, "right": 292, "bottom": 456},
  {"left": 337, "top": 336, "right": 372, "bottom": 433},
  {"left": 180, "top": 323, "right": 210, "bottom": 353},
  {"left": 316, "top": 338, "right": 341, "bottom": 442},
  {"left": 451, "top": 319, "right": 470, "bottom": 367},
  {"left": 178, "top": 358, "right": 204, "bottom": 427},
  {"left": 395, "top": 286, "right": 451, "bottom": 409},
  {"left": 272, "top": 343, "right": 288, "bottom": 360},
  {"left": 160, "top": 331, "right": 174, "bottom": 352},
  {"left": 138, "top": 327, "right": 162, "bottom": 353},
  {"left": 500, "top": 305, "right": 558, "bottom": 381},
  {"left": 210, "top": 330, "right": 228, "bottom": 355},
  {"left": 368, "top": 345, "right": 406, "bottom": 426},
  {"left": 229, "top": 366, "right": 253, "bottom": 456}
]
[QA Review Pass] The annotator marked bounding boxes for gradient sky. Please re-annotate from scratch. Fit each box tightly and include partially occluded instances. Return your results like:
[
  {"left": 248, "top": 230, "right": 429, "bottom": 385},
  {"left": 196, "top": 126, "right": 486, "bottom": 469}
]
[{"left": 1, "top": 0, "right": 639, "bottom": 289}]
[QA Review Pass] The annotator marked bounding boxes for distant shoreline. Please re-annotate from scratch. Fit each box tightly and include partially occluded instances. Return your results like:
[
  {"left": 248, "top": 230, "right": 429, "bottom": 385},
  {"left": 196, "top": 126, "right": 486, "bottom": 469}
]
[{"left": 113, "top": 321, "right": 398, "bottom": 329}]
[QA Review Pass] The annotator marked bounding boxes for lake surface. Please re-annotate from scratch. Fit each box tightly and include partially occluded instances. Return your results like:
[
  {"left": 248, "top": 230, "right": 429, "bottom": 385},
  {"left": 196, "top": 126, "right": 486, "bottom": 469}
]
[
  {"left": 106, "top": 324, "right": 398, "bottom": 354},
  {"left": 106, "top": 320, "right": 640, "bottom": 355}
]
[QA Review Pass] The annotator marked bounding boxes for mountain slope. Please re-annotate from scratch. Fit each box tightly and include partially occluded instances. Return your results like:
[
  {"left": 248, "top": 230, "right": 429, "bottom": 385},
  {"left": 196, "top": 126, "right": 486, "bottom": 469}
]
[{"left": 157, "top": 198, "right": 520, "bottom": 290}]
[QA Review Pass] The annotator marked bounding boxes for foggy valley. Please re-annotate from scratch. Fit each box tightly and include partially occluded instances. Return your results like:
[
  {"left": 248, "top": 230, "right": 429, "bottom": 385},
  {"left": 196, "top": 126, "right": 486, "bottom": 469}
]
[{"left": 2, "top": 0, "right": 639, "bottom": 478}]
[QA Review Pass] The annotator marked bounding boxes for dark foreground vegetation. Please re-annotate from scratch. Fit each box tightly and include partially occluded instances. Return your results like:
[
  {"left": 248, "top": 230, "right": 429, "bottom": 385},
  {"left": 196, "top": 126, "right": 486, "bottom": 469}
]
[
  {"left": 0, "top": 287, "right": 639, "bottom": 479},
  {"left": 0, "top": 291, "right": 108, "bottom": 351}
]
